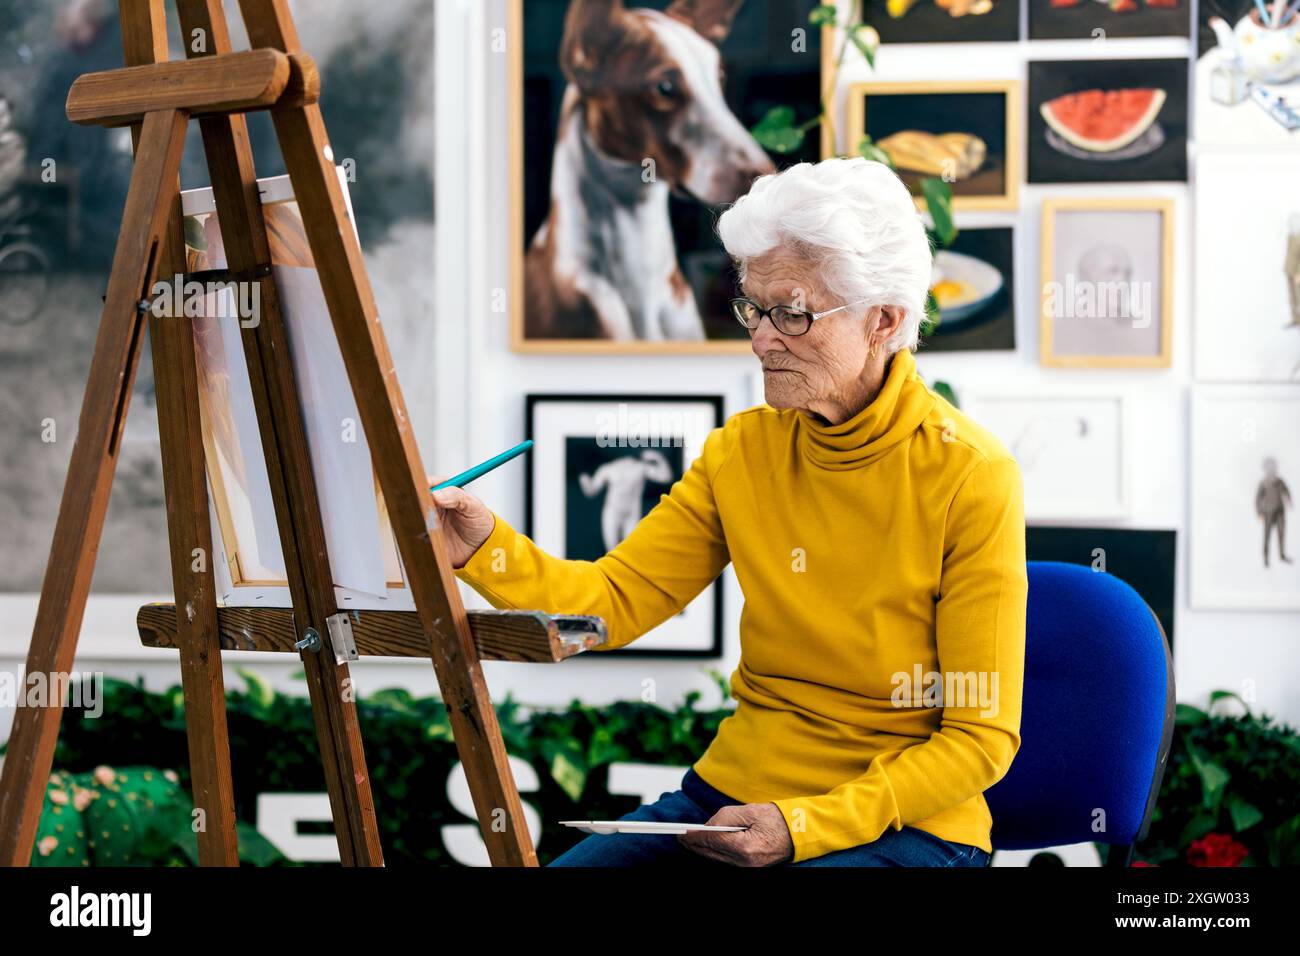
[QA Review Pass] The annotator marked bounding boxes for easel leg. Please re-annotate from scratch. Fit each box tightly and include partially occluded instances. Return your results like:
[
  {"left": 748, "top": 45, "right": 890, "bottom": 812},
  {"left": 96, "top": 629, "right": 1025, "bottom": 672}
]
[
  {"left": 173, "top": 0, "right": 385, "bottom": 868},
  {"left": 240, "top": 0, "right": 538, "bottom": 866},
  {"left": 0, "top": 108, "right": 189, "bottom": 866}
]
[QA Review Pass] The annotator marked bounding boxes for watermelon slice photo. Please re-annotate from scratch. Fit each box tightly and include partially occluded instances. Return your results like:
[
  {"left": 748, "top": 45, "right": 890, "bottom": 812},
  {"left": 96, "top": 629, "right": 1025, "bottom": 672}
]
[{"left": 1040, "top": 87, "right": 1167, "bottom": 158}]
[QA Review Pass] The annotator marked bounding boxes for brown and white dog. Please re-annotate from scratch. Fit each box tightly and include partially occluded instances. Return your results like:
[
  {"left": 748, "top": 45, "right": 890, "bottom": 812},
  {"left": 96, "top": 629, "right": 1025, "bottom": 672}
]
[{"left": 525, "top": 0, "right": 776, "bottom": 341}]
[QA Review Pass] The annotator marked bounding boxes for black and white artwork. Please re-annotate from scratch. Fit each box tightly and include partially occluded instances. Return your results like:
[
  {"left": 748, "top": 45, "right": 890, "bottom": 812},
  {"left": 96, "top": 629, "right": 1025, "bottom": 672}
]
[
  {"left": 1191, "top": 386, "right": 1300, "bottom": 608},
  {"left": 526, "top": 394, "right": 724, "bottom": 656}
]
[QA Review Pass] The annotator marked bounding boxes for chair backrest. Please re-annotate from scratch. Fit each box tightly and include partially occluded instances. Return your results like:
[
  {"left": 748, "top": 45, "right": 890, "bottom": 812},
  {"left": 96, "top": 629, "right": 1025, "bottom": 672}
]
[{"left": 985, "top": 561, "right": 1175, "bottom": 851}]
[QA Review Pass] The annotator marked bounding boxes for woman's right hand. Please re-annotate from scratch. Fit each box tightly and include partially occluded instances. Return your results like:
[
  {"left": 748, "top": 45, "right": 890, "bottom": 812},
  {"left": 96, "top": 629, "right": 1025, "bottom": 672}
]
[{"left": 427, "top": 475, "right": 496, "bottom": 570}]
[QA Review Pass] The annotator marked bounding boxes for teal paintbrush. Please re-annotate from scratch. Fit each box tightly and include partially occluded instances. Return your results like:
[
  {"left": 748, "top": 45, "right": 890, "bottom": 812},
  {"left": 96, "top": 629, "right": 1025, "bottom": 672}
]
[{"left": 430, "top": 440, "right": 534, "bottom": 491}]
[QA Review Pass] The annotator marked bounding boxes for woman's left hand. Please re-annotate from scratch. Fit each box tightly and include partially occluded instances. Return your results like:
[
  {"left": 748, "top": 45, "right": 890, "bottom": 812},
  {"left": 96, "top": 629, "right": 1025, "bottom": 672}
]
[{"left": 677, "top": 802, "right": 794, "bottom": 867}]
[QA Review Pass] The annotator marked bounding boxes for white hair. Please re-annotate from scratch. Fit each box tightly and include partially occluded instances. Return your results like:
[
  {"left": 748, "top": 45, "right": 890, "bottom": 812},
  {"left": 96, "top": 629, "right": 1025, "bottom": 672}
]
[{"left": 715, "top": 157, "right": 934, "bottom": 355}]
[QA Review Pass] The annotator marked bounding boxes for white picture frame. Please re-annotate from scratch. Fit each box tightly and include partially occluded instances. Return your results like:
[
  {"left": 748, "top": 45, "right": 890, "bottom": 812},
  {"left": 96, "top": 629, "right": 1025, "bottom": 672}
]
[
  {"left": 959, "top": 388, "right": 1131, "bottom": 523},
  {"left": 1194, "top": 152, "right": 1300, "bottom": 383},
  {"left": 1190, "top": 385, "right": 1300, "bottom": 610}
]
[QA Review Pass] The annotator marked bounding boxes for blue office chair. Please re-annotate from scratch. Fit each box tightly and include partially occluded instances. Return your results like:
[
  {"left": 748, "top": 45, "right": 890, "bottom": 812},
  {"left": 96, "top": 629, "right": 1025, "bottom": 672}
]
[{"left": 984, "top": 561, "right": 1176, "bottom": 867}]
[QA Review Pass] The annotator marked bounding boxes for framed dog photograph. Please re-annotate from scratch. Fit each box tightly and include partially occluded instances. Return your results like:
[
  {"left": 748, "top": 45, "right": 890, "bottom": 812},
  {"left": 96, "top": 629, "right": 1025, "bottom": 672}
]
[
  {"left": 510, "top": 0, "right": 826, "bottom": 352},
  {"left": 525, "top": 394, "right": 725, "bottom": 656},
  {"left": 1025, "top": 527, "right": 1178, "bottom": 646},
  {"left": 1027, "top": 58, "right": 1189, "bottom": 184},
  {"left": 920, "top": 226, "right": 1016, "bottom": 352},
  {"left": 845, "top": 79, "right": 1020, "bottom": 212},
  {"left": 1029, "top": 0, "right": 1191, "bottom": 40},
  {"left": 1194, "top": 153, "right": 1300, "bottom": 381},
  {"left": 1195, "top": 0, "right": 1300, "bottom": 147},
  {"left": 1039, "top": 197, "right": 1175, "bottom": 368},
  {"left": 864, "top": 0, "right": 1020, "bottom": 43},
  {"left": 959, "top": 389, "right": 1131, "bottom": 522},
  {"left": 1191, "top": 386, "right": 1300, "bottom": 609}
]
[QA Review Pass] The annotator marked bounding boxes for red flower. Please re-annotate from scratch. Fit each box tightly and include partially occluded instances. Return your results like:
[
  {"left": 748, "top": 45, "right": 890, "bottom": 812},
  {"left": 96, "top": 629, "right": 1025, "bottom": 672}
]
[
  {"left": 1187, "top": 833, "right": 1249, "bottom": 867},
  {"left": 1132, "top": 860, "right": 1157, "bottom": 867}
]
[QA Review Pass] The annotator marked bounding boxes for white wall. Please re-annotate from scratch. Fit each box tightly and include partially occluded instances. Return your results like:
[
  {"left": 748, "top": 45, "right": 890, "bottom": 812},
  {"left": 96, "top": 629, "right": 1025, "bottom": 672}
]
[{"left": 3, "top": 0, "right": 1296, "bottom": 750}]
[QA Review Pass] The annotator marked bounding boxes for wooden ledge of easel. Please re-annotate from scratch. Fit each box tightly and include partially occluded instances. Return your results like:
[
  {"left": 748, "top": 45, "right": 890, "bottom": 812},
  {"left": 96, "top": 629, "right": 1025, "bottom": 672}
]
[
  {"left": 136, "top": 604, "right": 608, "bottom": 664},
  {"left": 66, "top": 49, "right": 319, "bottom": 128}
]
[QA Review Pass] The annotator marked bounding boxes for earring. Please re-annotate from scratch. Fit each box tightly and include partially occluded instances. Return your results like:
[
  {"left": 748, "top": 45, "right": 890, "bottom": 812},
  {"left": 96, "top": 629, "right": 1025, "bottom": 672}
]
[{"left": 868, "top": 340, "right": 879, "bottom": 359}]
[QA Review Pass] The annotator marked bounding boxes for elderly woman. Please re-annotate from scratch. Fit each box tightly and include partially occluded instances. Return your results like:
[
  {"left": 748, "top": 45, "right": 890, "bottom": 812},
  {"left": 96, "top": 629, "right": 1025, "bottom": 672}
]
[{"left": 435, "top": 157, "right": 1028, "bottom": 867}]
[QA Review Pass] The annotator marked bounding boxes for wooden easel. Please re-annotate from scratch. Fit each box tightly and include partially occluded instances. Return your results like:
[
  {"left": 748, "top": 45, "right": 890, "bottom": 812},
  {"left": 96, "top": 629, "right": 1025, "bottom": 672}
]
[{"left": 0, "top": 0, "right": 605, "bottom": 867}]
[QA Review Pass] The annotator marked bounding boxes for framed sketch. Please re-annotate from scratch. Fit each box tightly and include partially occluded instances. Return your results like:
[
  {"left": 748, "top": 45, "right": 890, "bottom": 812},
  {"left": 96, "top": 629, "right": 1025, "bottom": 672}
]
[
  {"left": 845, "top": 79, "right": 1020, "bottom": 212},
  {"left": 509, "top": 0, "right": 827, "bottom": 352},
  {"left": 1194, "top": 153, "right": 1300, "bottom": 382},
  {"left": 1195, "top": 0, "right": 1300, "bottom": 147},
  {"left": 1029, "top": 0, "right": 1191, "bottom": 40},
  {"left": 1027, "top": 59, "right": 1188, "bottom": 184},
  {"left": 922, "top": 226, "right": 1016, "bottom": 352},
  {"left": 525, "top": 394, "right": 725, "bottom": 656},
  {"left": 959, "top": 389, "right": 1131, "bottom": 522},
  {"left": 864, "top": 0, "right": 1020, "bottom": 43},
  {"left": 1039, "top": 197, "right": 1174, "bottom": 367},
  {"left": 1025, "top": 527, "right": 1178, "bottom": 647},
  {"left": 1191, "top": 386, "right": 1300, "bottom": 609},
  {"left": 181, "top": 173, "right": 413, "bottom": 612}
]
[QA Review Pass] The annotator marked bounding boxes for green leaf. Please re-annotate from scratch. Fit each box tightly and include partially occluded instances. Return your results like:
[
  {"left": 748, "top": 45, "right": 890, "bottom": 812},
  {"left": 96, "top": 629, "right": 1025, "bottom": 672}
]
[
  {"left": 932, "top": 380, "right": 958, "bottom": 408},
  {"left": 234, "top": 667, "right": 275, "bottom": 715},
  {"left": 1178, "top": 812, "right": 1219, "bottom": 849},
  {"left": 921, "top": 178, "right": 956, "bottom": 246},
  {"left": 183, "top": 215, "right": 207, "bottom": 252},
  {"left": 235, "top": 822, "right": 287, "bottom": 866},
  {"left": 541, "top": 738, "right": 588, "bottom": 802},
  {"left": 1175, "top": 703, "right": 1208, "bottom": 726},
  {"left": 1227, "top": 795, "right": 1264, "bottom": 833},
  {"left": 848, "top": 23, "right": 876, "bottom": 69},
  {"left": 809, "top": 4, "right": 838, "bottom": 27},
  {"left": 1187, "top": 743, "right": 1231, "bottom": 809},
  {"left": 1209, "top": 690, "right": 1253, "bottom": 719},
  {"left": 750, "top": 105, "right": 805, "bottom": 154},
  {"left": 856, "top": 135, "right": 892, "bottom": 167}
]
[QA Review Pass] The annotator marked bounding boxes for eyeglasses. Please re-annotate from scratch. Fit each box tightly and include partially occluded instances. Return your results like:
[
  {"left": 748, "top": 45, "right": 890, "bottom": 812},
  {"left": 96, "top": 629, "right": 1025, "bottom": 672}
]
[{"left": 729, "top": 296, "right": 870, "bottom": 337}]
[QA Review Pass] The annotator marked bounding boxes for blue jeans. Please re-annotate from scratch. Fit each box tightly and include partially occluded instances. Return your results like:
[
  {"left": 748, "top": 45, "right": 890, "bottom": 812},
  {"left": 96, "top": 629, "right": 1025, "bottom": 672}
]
[{"left": 549, "top": 767, "right": 991, "bottom": 867}]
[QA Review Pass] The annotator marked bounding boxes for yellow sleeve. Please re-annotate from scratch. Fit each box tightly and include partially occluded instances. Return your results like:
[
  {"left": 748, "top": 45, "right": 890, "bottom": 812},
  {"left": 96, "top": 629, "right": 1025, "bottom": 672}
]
[
  {"left": 453, "top": 424, "right": 733, "bottom": 651},
  {"left": 772, "top": 455, "right": 1028, "bottom": 862}
]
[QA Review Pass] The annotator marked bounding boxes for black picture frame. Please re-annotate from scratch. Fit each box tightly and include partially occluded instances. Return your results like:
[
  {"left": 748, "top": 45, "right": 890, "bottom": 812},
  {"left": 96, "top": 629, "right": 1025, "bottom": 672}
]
[
  {"left": 1027, "top": 58, "right": 1189, "bottom": 184},
  {"left": 1029, "top": 0, "right": 1191, "bottom": 41},
  {"left": 1025, "top": 527, "right": 1177, "bottom": 648},
  {"left": 525, "top": 393, "right": 726, "bottom": 658}
]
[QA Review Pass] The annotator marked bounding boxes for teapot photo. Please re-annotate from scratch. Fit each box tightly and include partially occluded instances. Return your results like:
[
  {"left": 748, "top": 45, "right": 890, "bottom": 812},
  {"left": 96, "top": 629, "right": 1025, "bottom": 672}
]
[{"left": 1209, "top": 8, "right": 1300, "bottom": 85}]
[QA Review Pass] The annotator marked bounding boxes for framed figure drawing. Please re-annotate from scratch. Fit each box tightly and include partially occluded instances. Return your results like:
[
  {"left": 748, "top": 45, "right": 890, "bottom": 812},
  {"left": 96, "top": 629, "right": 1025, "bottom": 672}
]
[
  {"left": 1040, "top": 197, "right": 1174, "bottom": 367},
  {"left": 1195, "top": 152, "right": 1300, "bottom": 381},
  {"left": 510, "top": 0, "right": 826, "bottom": 352},
  {"left": 1027, "top": 58, "right": 1188, "bottom": 184},
  {"left": 959, "top": 389, "right": 1131, "bottom": 522},
  {"left": 1191, "top": 386, "right": 1300, "bottom": 609},
  {"left": 846, "top": 79, "right": 1020, "bottom": 212},
  {"left": 525, "top": 394, "right": 725, "bottom": 656}
]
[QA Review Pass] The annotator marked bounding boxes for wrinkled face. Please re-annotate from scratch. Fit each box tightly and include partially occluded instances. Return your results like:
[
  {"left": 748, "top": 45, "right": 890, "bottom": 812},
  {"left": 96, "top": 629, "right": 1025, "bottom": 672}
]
[
  {"left": 566, "top": 9, "right": 774, "bottom": 205},
  {"left": 743, "top": 250, "right": 876, "bottom": 415}
]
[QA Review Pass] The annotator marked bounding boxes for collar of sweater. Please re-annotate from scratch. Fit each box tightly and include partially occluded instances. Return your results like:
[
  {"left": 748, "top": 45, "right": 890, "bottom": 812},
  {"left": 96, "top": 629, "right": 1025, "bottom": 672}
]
[{"left": 793, "top": 348, "right": 936, "bottom": 470}]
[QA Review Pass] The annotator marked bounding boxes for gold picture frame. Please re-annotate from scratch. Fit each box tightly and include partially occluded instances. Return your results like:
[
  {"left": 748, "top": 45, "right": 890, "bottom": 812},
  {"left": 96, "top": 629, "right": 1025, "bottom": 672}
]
[
  {"left": 844, "top": 78, "right": 1021, "bottom": 213},
  {"left": 507, "top": 0, "right": 833, "bottom": 354},
  {"left": 1039, "top": 196, "right": 1175, "bottom": 369}
]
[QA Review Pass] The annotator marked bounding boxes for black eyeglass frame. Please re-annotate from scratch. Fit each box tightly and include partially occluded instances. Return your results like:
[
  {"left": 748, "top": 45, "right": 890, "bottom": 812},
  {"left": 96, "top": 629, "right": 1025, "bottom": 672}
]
[{"left": 729, "top": 296, "right": 871, "bottom": 337}]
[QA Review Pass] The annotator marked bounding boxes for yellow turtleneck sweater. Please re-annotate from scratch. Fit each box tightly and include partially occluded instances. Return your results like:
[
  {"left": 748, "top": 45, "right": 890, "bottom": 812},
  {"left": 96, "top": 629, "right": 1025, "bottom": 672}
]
[{"left": 454, "top": 347, "right": 1028, "bottom": 862}]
